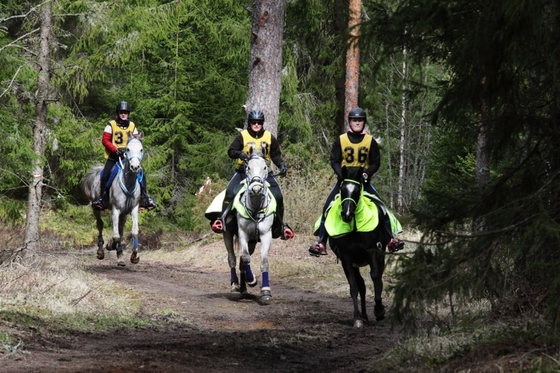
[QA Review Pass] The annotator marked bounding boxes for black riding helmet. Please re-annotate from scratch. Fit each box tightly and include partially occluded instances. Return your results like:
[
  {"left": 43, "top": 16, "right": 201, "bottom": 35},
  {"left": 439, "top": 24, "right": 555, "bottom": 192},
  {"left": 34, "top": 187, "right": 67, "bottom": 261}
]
[
  {"left": 248, "top": 110, "right": 265, "bottom": 124},
  {"left": 348, "top": 107, "right": 366, "bottom": 122},
  {"left": 116, "top": 101, "right": 131, "bottom": 114},
  {"left": 247, "top": 110, "right": 265, "bottom": 136}
]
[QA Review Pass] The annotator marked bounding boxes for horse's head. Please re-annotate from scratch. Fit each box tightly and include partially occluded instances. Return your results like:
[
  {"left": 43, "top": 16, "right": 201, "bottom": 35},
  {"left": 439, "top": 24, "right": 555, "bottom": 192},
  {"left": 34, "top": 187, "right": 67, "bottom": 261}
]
[
  {"left": 245, "top": 155, "right": 268, "bottom": 196},
  {"left": 124, "top": 137, "right": 143, "bottom": 173},
  {"left": 339, "top": 166, "right": 363, "bottom": 223}
]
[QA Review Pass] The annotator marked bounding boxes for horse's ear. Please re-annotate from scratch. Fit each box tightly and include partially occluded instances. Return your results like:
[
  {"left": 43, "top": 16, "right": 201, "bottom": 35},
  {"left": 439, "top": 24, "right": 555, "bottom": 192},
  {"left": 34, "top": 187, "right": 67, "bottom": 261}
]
[
  {"left": 248, "top": 146, "right": 254, "bottom": 157},
  {"left": 134, "top": 132, "right": 144, "bottom": 141},
  {"left": 341, "top": 166, "right": 348, "bottom": 179}
]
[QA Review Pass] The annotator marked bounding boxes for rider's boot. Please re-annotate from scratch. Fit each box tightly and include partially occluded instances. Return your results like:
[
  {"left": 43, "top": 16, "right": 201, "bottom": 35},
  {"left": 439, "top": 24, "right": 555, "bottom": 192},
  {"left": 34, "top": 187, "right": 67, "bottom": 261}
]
[
  {"left": 281, "top": 223, "right": 295, "bottom": 240},
  {"left": 387, "top": 238, "right": 405, "bottom": 253},
  {"left": 309, "top": 236, "right": 328, "bottom": 256},
  {"left": 140, "top": 187, "right": 156, "bottom": 211},
  {"left": 93, "top": 188, "right": 107, "bottom": 211},
  {"left": 211, "top": 203, "right": 232, "bottom": 233}
]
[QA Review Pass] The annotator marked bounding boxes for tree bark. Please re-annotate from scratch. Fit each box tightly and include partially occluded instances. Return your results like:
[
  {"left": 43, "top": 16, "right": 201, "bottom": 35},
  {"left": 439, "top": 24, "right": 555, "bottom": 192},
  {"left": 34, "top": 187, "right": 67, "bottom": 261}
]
[
  {"left": 24, "top": 1, "right": 51, "bottom": 254},
  {"left": 344, "top": 0, "right": 361, "bottom": 132},
  {"left": 246, "top": 0, "right": 285, "bottom": 138}
]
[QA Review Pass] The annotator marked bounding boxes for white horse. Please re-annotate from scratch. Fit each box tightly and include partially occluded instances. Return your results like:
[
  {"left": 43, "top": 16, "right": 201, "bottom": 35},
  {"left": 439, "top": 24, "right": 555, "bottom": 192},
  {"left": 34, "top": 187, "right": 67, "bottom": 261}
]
[
  {"left": 223, "top": 153, "right": 275, "bottom": 303},
  {"left": 82, "top": 135, "right": 144, "bottom": 266}
]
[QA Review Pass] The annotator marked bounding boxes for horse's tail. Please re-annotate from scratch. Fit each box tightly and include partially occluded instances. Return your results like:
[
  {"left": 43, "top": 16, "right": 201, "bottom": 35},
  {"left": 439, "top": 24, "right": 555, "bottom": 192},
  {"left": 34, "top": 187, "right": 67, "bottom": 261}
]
[{"left": 82, "top": 166, "right": 103, "bottom": 202}]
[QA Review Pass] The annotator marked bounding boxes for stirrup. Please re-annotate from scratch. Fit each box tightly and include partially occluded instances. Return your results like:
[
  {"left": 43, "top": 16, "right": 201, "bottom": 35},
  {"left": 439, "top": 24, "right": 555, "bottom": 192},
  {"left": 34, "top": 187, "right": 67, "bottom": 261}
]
[
  {"left": 387, "top": 238, "right": 405, "bottom": 253},
  {"left": 281, "top": 224, "right": 295, "bottom": 240},
  {"left": 140, "top": 197, "right": 156, "bottom": 211},
  {"left": 309, "top": 242, "right": 327, "bottom": 257},
  {"left": 211, "top": 219, "right": 224, "bottom": 233},
  {"left": 92, "top": 198, "right": 105, "bottom": 211}
]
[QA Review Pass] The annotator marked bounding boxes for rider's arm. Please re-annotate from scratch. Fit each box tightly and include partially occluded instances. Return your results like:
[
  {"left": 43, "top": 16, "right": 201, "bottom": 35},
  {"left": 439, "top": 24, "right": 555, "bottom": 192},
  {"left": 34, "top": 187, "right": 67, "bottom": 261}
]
[
  {"left": 363, "top": 137, "right": 381, "bottom": 179},
  {"left": 329, "top": 138, "right": 343, "bottom": 180},
  {"left": 227, "top": 134, "right": 245, "bottom": 159},
  {"left": 269, "top": 134, "right": 284, "bottom": 168},
  {"left": 101, "top": 125, "right": 119, "bottom": 153}
]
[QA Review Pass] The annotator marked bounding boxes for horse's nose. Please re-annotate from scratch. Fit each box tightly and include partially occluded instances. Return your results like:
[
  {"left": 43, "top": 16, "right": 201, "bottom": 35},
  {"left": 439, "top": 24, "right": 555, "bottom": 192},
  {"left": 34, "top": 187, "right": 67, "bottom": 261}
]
[
  {"left": 129, "top": 162, "right": 141, "bottom": 172},
  {"left": 341, "top": 213, "right": 353, "bottom": 223}
]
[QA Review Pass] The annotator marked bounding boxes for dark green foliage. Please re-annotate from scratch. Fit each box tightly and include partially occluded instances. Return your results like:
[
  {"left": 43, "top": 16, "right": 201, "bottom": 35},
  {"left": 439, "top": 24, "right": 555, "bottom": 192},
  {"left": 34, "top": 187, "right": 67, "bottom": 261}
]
[{"left": 364, "top": 0, "right": 560, "bottom": 329}]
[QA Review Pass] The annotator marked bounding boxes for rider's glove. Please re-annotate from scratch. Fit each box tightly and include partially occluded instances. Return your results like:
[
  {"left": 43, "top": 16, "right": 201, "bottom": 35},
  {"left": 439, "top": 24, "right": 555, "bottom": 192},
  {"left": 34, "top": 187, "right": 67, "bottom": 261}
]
[
  {"left": 278, "top": 163, "right": 287, "bottom": 177},
  {"left": 116, "top": 148, "right": 126, "bottom": 157},
  {"left": 239, "top": 152, "right": 249, "bottom": 161}
]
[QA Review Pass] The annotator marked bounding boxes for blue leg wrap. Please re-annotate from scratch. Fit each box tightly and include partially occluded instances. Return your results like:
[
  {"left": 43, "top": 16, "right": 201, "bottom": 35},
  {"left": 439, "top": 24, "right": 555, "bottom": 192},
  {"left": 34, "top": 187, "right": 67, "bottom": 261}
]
[
  {"left": 245, "top": 264, "right": 255, "bottom": 282},
  {"left": 230, "top": 268, "right": 239, "bottom": 284},
  {"left": 262, "top": 272, "right": 269, "bottom": 288},
  {"left": 132, "top": 237, "right": 139, "bottom": 250}
]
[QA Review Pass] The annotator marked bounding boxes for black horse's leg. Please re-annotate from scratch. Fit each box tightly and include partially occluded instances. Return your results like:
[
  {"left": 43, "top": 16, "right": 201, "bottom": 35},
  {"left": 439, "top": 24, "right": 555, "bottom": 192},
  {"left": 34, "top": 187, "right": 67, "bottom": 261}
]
[
  {"left": 239, "top": 263, "right": 247, "bottom": 295},
  {"left": 115, "top": 214, "right": 126, "bottom": 267},
  {"left": 94, "top": 210, "right": 105, "bottom": 260},
  {"left": 341, "top": 258, "right": 363, "bottom": 327},
  {"left": 371, "top": 251, "right": 386, "bottom": 321},
  {"left": 354, "top": 267, "right": 368, "bottom": 323}
]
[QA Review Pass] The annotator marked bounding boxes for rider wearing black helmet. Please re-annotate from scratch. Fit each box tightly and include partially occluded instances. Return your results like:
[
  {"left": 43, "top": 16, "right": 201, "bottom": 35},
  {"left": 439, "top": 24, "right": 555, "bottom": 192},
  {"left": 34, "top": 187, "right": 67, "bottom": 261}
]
[
  {"left": 308, "top": 107, "right": 404, "bottom": 256},
  {"left": 92, "top": 101, "right": 157, "bottom": 211},
  {"left": 210, "top": 109, "right": 295, "bottom": 240}
]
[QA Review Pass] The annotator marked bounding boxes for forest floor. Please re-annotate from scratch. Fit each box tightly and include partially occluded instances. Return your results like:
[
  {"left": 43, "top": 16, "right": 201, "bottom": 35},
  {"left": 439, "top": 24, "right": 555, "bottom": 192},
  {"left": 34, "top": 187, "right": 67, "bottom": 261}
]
[
  {"left": 2, "top": 233, "right": 405, "bottom": 373},
  {"left": 1, "top": 230, "right": 541, "bottom": 373}
]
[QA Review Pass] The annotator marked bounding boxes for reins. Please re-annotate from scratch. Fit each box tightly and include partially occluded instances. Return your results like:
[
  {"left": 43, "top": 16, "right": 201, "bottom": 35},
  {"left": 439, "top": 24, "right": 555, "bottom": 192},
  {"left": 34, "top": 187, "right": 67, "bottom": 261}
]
[
  {"left": 115, "top": 139, "right": 143, "bottom": 214},
  {"left": 340, "top": 178, "right": 361, "bottom": 206}
]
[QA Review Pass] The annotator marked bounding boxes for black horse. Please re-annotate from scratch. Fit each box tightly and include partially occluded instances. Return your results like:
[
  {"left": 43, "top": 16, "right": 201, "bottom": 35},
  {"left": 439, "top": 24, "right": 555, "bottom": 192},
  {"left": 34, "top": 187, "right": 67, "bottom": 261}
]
[{"left": 327, "top": 166, "right": 387, "bottom": 328}]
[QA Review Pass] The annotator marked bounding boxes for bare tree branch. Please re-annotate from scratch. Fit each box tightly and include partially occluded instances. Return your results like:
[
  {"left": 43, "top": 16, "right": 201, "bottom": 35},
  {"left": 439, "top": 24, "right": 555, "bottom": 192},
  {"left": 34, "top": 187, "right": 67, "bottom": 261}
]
[
  {"left": 0, "top": 65, "right": 23, "bottom": 99},
  {"left": 0, "top": 28, "right": 40, "bottom": 53}
]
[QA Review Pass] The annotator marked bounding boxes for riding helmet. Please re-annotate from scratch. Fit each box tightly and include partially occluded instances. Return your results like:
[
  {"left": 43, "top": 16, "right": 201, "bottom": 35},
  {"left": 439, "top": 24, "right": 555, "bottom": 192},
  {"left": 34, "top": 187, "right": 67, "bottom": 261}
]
[
  {"left": 116, "top": 101, "right": 131, "bottom": 114},
  {"left": 348, "top": 107, "right": 367, "bottom": 122},
  {"left": 248, "top": 110, "right": 265, "bottom": 123}
]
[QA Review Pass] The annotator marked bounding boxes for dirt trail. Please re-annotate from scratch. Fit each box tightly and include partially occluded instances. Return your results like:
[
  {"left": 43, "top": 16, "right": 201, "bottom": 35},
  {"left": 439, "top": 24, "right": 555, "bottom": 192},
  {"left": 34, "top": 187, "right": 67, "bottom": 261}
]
[{"left": 3, "top": 249, "right": 397, "bottom": 373}]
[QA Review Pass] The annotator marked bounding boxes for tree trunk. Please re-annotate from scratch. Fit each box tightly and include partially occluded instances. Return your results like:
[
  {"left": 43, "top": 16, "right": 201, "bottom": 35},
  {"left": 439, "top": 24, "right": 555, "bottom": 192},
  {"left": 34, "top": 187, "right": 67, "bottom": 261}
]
[
  {"left": 24, "top": 2, "right": 51, "bottom": 254},
  {"left": 344, "top": 0, "right": 361, "bottom": 132},
  {"left": 397, "top": 46, "right": 407, "bottom": 211},
  {"left": 246, "top": 0, "right": 285, "bottom": 138}
]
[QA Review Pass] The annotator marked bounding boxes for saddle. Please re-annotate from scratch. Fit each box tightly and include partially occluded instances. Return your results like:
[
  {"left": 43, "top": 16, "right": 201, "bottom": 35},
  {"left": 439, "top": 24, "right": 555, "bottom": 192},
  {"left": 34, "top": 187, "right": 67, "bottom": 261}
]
[
  {"left": 313, "top": 192, "right": 402, "bottom": 238},
  {"left": 101, "top": 163, "right": 144, "bottom": 189},
  {"left": 204, "top": 185, "right": 278, "bottom": 225}
]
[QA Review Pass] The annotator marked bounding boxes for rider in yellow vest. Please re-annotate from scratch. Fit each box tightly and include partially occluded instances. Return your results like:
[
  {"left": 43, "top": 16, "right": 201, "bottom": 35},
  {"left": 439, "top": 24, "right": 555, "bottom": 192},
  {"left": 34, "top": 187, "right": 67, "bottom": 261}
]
[
  {"left": 210, "top": 110, "right": 295, "bottom": 240},
  {"left": 308, "top": 107, "right": 404, "bottom": 256},
  {"left": 92, "top": 101, "right": 156, "bottom": 211}
]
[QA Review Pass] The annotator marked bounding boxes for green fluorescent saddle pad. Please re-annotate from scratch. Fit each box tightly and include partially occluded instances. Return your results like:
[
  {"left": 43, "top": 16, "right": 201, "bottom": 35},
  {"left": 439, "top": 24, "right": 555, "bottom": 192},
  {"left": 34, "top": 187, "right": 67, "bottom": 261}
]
[
  {"left": 205, "top": 185, "right": 277, "bottom": 220},
  {"left": 324, "top": 195, "right": 379, "bottom": 237},
  {"left": 232, "top": 184, "right": 276, "bottom": 219}
]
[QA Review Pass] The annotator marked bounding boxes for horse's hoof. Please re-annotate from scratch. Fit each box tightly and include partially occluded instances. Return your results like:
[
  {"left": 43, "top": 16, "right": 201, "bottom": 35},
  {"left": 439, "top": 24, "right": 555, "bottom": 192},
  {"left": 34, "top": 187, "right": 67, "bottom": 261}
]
[
  {"left": 246, "top": 277, "right": 258, "bottom": 287},
  {"left": 353, "top": 319, "right": 365, "bottom": 328},
  {"left": 374, "top": 304, "right": 386, "bottom": 321},
  {"left": 231, "top": 282, "right": 240, "bottom": 293},
  {"left": 260, "top": 289, "right": 272, "bottom": 303},
  {"left": 117, "top": 260, "right": 126, "bottom": 267},
  {"left": 96, "top": 248, "right": 104, "bottom": 260},
  {"left": 130, "top": 251, "right": 139, "bottom": 264}
]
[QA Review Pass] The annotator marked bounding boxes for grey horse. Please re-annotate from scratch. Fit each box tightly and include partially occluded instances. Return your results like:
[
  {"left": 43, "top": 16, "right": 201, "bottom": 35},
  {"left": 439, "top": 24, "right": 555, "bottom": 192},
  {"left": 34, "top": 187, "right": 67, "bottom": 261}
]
[
  {"left": 83, "top": 135, "right": 144, "bottom": 266},
  {"left": 223, "top": 152, "right": 275, "bottom": 303}
]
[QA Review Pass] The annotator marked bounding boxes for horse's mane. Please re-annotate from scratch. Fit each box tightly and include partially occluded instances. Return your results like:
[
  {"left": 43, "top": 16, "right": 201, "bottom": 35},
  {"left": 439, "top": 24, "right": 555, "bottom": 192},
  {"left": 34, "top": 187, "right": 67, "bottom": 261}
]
[
  {"left": 341, "top": 166, "right": 364, "bottom": 182},
  {"left": 249, "top": 148, "right": 264, "bottom": 159}
]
